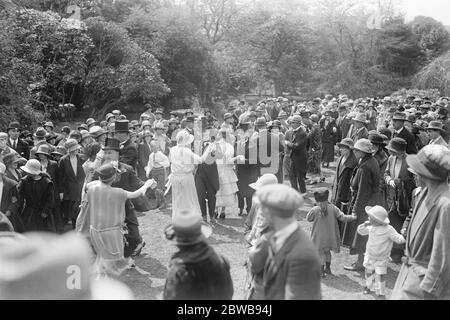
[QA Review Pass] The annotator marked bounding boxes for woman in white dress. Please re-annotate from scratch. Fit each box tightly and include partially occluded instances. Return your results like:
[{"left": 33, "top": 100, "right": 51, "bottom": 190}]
[
  {"left": 216, "top": 128, "right": 245, "bottom": 219},
  {"left": 168, "top": 130, "right": 215, "bottom": 218}
]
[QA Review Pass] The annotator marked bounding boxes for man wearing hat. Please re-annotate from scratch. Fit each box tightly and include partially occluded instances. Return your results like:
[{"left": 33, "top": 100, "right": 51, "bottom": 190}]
[
  {"left": 426, "top": 121, "right": 448, "bottom": 148},
  {"left": 163, "top": 210, "right": 233, "bottom": 300},
  {"left": 436, "top": 107, "right": 450, "bottom": 143},
  {"left": 336, "top": 104, "right": 351, "bottom": 139},
  {"left": 256, "top": 184, "right": 321, "bottom": 299},
  {"left": 287, "top": 115, "right": 308, "bottom": 195},
  {"left": 56, "top": 126, "right": 71, "bottom": 147},
  {"left": 0, "top": 132, "right": 19, "bottom": 163},
  {"left": 113, "top": 120, "right": 138, "bottom": 169},
  {"left": 347, "top": 113, "right": 368, "bottom": 143},
  {"left": 392, "top": 112, "right": 418, "bottom": 154},
  {"left": 391, "top": 145, "right": 450, "bottom": 300},
  {"left": 384, "top": 137, "right": 415, "bottom": 263},
  {"left": 106, "top": 113, "right": 115, "bottom": 124},
  {"left": 154, "top": 122, "right": 171, "bottom": 156},
  {"left": 58, "top": 139, "right": 85, "bottom": 228},
  {"left": 6, "top": 122, "right": 29, "bottom": 160},
  {"left": 43, "top": 121, "right": 55, "bottom": 134},
  {"left": 112, "top": 109, "right": 121, "bottom": 119}
]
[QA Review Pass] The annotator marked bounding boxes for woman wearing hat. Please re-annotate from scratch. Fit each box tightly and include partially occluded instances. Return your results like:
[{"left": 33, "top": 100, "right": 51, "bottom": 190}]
[
  {"left": 307, "top": 114, "right": 323, "bottom": 185},
  {"left": 0, "top": 162, "right": 24, "bottom": 233},
  {"left": 343, "top": 138, "right": 381, "bottom": 272},
  {"left": 383, "top": 137, "right": 416, "bottom": 263},
  {"left": 137, "top": 130, "right": 153, "bottom": 181},
  {"left": 369, "top": 132, "right": 389, "bottom": 208},
  {"left": 17, "top": 159, "right": 55, "bottom": 232},
  {"left": 80, "top": 163, "right": 156, "bottom": 276},
  {"left": 2, "top": 153, "right": 23, "bottom": 183},
  {"left": 320, "top": 111, "right": 339, "bottom": 168},
  {"left": 163, "top": 210, "right": 233, "bottom": 300}
]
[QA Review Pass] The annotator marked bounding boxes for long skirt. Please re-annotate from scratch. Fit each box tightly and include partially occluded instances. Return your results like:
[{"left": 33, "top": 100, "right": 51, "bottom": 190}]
[
  {"left": 170, "top": 172, "right": 201, "bottom": 217},
  {"left": 322, "top": 142, "right": 335, "bottom": 163},
  {"left": 307, "top": 149, "right": 322, "bottom": 175},
  {"left": 216, "top": 165, "right": 238, "bottom": 207}
]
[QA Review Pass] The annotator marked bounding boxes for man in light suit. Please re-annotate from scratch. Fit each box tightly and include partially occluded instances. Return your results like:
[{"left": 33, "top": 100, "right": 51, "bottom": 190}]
[
  {"left": 391, "top": 144, "right": 450, "bottom": 300},
  {"left": 256, "top": 184, "right": 322, "bottom": 300}
]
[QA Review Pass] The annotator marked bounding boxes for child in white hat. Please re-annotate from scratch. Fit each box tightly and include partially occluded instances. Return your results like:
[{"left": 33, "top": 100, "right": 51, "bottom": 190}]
[{"left": 357, "top": 205, "right": 406, "bottom": 299}]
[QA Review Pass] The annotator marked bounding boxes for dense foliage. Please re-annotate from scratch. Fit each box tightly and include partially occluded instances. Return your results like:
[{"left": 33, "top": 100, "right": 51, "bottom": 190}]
[{"left": 0, "top": 0, "right": 449, "bottom": 126}]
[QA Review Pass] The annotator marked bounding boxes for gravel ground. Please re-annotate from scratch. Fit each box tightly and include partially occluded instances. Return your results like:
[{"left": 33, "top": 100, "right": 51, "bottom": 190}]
[{"left": 118, "top": 164, "right": 401, "bottom": 300}]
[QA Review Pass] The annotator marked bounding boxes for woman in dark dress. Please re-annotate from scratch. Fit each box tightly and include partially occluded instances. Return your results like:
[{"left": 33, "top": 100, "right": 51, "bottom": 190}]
[
  {"left": 320, "top": 111, "right": 339, "bottom": 168},
  {"left": 369, "top": 132, "right": 389, "bottom": 209},
  {"left": 2, "top": 153, "right": 23, "bottom": 183},
  {"left": 343, "top": 138, "right": 380, "bottom": 272}
]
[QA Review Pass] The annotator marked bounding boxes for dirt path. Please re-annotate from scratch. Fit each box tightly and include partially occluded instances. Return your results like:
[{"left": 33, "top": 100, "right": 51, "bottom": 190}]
[{"left": 119, "top": 165, "right": 401, "bottom": 300}]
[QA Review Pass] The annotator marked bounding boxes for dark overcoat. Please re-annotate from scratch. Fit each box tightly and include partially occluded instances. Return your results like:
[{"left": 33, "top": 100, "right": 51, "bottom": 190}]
[
  {"left": 58, "top": 154, "right": 85, "bottom": 202},
  {"left": 235, "top": 137, "right": 259, "bottom": 198},
  {"left": 289, "top": 127, "right": 308, "bottom": 174},
  {"left": 1, "top": 176, "right": 23, "bottom": 232},
  {"left": 119, "top": 139, "right": 139, "bottom": 169},
  {"left": 331, "top": 152, "right": 358, "bottom": 207}
]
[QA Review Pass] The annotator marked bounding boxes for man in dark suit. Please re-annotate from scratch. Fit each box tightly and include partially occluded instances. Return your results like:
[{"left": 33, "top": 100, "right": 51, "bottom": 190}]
[
  {"left": 7, "top": 122, "right": 30, "bottom": 159},
  {"left": 114, "top": 120, "right": 138, "bottom": 169},
  {"left": 256, "top": 184, "right": 322, "bottom": 300},
  {"left": 0, "top": 162, "right": 23, "bottom": 232},
  {"left": 58, "top": 139, "right": 85, "bottom": 228},
  {"left": 286, "top": 115, "right": 308, "bottom": 195},
  {"left": 391, "top": 112, "right": 418, "bottom": 154}
]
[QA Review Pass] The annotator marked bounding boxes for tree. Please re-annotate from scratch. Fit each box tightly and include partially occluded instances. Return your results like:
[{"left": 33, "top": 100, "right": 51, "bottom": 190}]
[
  {"left": 410, "top": 16, "right": 450, "bottom": 62},
  {"left": 414, "top": 51, "right": 450, "bottom": 96}
]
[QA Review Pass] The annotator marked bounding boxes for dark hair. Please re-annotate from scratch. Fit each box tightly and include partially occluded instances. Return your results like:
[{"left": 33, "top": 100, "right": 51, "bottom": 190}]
[{"left": 85, "top": 143, "right": 102, "bottom": 161}]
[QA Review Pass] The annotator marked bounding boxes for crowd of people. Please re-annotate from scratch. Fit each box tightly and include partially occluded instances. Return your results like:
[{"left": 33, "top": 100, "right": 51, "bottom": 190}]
[{"left": 0, "top": 94, "right": 450, "bottom": 300}]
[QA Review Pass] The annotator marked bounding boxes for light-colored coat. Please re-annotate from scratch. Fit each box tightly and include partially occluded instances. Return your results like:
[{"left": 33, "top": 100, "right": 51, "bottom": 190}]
[{"left": 391, "top": 183, "right": 450, "bottom": 299}]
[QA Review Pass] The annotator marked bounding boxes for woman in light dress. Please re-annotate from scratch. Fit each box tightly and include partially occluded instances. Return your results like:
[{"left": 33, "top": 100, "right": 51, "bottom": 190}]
[
  {"left": 81, "top": 162, "right": 156, "bottom": 277},
  {"left": 215, "top": 128, "right": 245, "bottom": 219}
]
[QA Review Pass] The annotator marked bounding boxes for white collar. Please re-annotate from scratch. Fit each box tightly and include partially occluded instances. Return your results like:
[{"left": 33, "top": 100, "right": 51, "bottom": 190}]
[{"left": 395, "top": 127, "right": 404, "bottom": 134}]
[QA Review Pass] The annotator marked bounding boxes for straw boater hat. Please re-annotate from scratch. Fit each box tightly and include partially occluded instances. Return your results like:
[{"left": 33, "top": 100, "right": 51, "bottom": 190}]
[
  {"left": 249, "top": 173, "right": 278, "bottom": 191},
  {"left": 386, "top": 137, "right": 407, "bottom": 154},
  {"left": 406, "top": 144, "right": 450, "bottom": 182},
  {"left": 255, "top": 117, "right": 266, "bottom": 128},
  {"left": 426, "top": 121, "right": 445, "bottom": 132},
  {"left": 164, "top": 210, "right": 212, "bottom": 246},
  {"left": 176, "top": 130, "right": 194, "bottom": 146},
  {"left": 337, "top": 138, "right": 354, "bottom": 149},
  {"left": 256, "top": 184, "right": 303, "bottom": 218},
  {"left": 0, "top": 232, "right": 133, "bottom": 300},
  {"left": 353, "top": 139, "right": 373, "bottom": 154},
  {"left": 365, "top": 205, "right": 389, "bottom": 225},
  {"left": 65, "top": 139, "right": 81, "bottom": 153},
  {"left": 20, "top": 159, "right": 41, "bottom": 176}
]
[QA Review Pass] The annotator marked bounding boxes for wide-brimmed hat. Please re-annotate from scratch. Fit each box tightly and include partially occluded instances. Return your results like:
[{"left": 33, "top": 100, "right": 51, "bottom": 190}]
[
  {"left": 352, "top": 113, "right": 366, "bottom": 123},
  {"left": 65, "top": 139, "right": 81, "bottom": 153},
  {"left": 176, "top": 131, "right": 194, "bottom": 146},
  {"left": 365, "top": 206, "right": 389, "bottom": 225},
  {"left": 105, "top": 113, "right": 115, "bottom": 122},
  {"left": 426, "top": 121, "right": 444, "bottom": 132},
  {"left": 392, "top": 112, "right": 407, "bottom": 121},
  {"left": 406, "top": 144, "right": 450, "bottom": 181},
  {"left": 51, "top": 146, "right": 67, "bottom": 157},
  {"left": 96, "top": 162, "right": 121, "bottom": 182},
  {"left": 313, "top": 188, "right": 329, "bottom": 202},
  {"left": 79, "top": 130, "right": 91, "bottom": 141},
  {"left": 353, "top": 138, "right": 373, "bottom": 154},
  {"left": 33, "top": 127, "right": 47, "bottom": 139},
  {"left": 89, "top": 126, "right": 106, "bottom": 139},
  {"left": 114, "top": 120, "right": 130, "bottom": 133},
  {"left": 368, "top": 132, "right": 385, "bottom": 146},
  {"left": 141, "top": 120, "right": 151, "bottom": 129},
  {"left": 256, "top": 184, "right": 303, "bottom": 218},
  {"left": 2, "top": 153, "right": 20, "bottom": 167},
  {"left": 337, "top": 138, "right": 354, "bottom": 150},
  {"left": 164, "top": 210, "right": 212, "bottom": 246},
  {"left": 249, "top": 173, "right": 278, "bottom": 191},
  {"left": 103, "top": 138, "right": 121, "bottom": 151},
  {"left": 86, "top": 118, "right": 97, "bottom": 127},
  {"left": 35, "top": 144, "right": 51, "bottom": 157},
  {"left": 0, "top": 232, "right": 133, "bottom": 300},
  {"left": 386, "top": 137, "right": 407, "bottom": 154},
  {"left": 43, "top": 121, "right": 54, "bottom": 129},
  {"left": 20, "top": 159, "right": 41, "bottom": 176},
  {"left": 7, "top": 122, "right": 21, "bottom": 132},
  {"left": 77, "top": 123, "right": 88, "bottom": 131}
]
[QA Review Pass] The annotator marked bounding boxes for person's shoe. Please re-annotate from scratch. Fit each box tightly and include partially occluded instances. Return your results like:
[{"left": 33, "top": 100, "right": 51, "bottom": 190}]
[
  {"left": 324, "top": 263, "right": 332, "bottom": 275},
  {"left": 343, "top": 263, "right": 364, "bottom": 272},
  {"left": 131, "top": 240, "right": 146, "bottom": 257},
  {"left": 363, "top": 287, "right": 371, "bottom": 295}
]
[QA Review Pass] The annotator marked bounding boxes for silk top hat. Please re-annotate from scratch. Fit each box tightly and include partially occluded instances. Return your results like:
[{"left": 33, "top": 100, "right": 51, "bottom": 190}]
[
  {"left": 89, "top": 126, "right": 106, "bottom": 139},
  {"left": 35, "top": 144, "right": 51, "bottom": 157},
  {"left": 103, "top": 138, "right": 121, "bottom": 151},
  {"left": 365, "top": 205, "right": 389, "bottom": 225},
  {"left": 176, "top": 130, "right": 194, "bottom": 146},
  {"left": 386, "top": 137, "right": 407, "bottom": 154},
  {"left": 368, "top": 132, "right": 385, "bottom": 145},
  {"left": 313, "top": 188, "right": 329, "bottom": 202},
  {"left": 65, "top": 139, "right": 81, "bottom": 153},
  {"left": 337, "top": 138, "right": 354, "bottom": 149},
  {"left": 7, "top": 122, "right": 21, "bottom": 131},
  {"left": 256, "top": 184, "right": 303, "bottom": 218},
  {"left": 20, "top": 159, "right": 41, "bottom": 176},
  {"left": 2, "top": 153, "right": 20, "bottom": 167},
  {"left": 392, "top": 112, "right": 407, "bottom": 121},
  {"left": 0, "top": 232, "right": 133, "bottom": 300},
  {"left": 353, "top": 138, "right": 373, "bottom": 154},
  {"left": 406, "top": 144, "right": 450, "bottom": 182},
  {"left": 249, "top": 173, "right": 278, "bottom": 191},
  {"left": 426, "top": 121, "right": 444, "bottom": 131},
  {"left": 34, "top": 127, "right": 47, "bottom": 139},
  {"left": 164, "top": 210, "right": 212, "bottom": 246},
  {"left": 352, "top": 113, "right": 366, "bottom": 123},
  {"left": 114, "top": 120, "right": 130, "bottom": 133}
]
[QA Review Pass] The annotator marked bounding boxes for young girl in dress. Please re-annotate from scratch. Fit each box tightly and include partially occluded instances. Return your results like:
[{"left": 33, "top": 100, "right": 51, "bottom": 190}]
[
  {"left": 307, "top": 188, "right": 356, "bottom": 277},
  {"left": 84, "top": 162, "right": 156, "bottom": 277}
]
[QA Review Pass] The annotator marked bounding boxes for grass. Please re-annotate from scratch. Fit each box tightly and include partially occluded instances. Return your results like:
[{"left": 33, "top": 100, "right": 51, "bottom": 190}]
[{"left": 118, "top": 163, "right": 401, "bottom": 300}]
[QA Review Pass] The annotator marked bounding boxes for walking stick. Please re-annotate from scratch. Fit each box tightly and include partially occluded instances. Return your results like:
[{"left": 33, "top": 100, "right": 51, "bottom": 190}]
[{"left": 340, "top": 202, "right": 350, "bottom": 246}]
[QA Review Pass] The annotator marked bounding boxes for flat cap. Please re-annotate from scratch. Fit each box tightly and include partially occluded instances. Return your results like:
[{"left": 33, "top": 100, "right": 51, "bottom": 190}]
[{"left": 256, "top": 184, "right": 303, "bottom": 218}]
